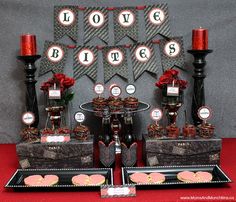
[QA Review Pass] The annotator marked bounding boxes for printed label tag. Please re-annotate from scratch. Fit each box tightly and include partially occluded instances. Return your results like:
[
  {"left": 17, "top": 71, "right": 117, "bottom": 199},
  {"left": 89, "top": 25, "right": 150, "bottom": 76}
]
[
  {"left": 22, "top": 112, "right": 35, "bottom": 125},
  {"left": 49, "top": 89, "right": 61, "bottom": 99},
  {"left": 198, "top": 106, "right": 212, "bottom": 121},
  {"left": 167, "top": 86, "right": 179, "bottom": 96},
  {"left": 126, "top": 84, "right": 136, "bottom": 95},
  {"left": 110, "top": 85, "right": 122, "bottom": 97},
  {"left": 101, "top": 185, "right": 136, "bottom": 198},
  {"left": 150, "top": 108, "right": 163, "bottom": 121},
  {"left": 74, "top": 111, "right": 85, "bottom": 123},
  {"left": 94, "top": 83, "right": 104, "bottom": 95}
]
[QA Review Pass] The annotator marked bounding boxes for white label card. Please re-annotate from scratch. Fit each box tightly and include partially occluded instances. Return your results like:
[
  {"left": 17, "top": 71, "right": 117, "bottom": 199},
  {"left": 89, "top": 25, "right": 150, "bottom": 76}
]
[
  {"left": 110, "top": 85, "right": 121, "bottom": 97},
  {"left": 94, "top": 83, "right": 104, "bottom": 95},
  {"left": 101, "top": 185, "right": 136, "bottom": 198},
  {"left": 150, "top": 108, "right": 163, "bottom": 121},
  {"left": 22, "top": 112, "right": 35, "bottom": 125},
  {"left": 126, "top": 84, "right": 136, "bottom": 95},
  {"left": 167, "top": 86, "right": 179, "bottom": 96},
  {"left": 49, "top": 89, "right": 61, "bottom": 99},
  {"left": 74, "top": 112, "right": 85, "bottom": 123}
]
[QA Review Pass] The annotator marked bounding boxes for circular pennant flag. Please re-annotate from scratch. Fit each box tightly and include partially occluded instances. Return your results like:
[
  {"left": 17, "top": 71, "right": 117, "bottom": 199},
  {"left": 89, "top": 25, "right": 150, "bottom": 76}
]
[
  {"left": 126, "top": 84, "right": 136, "bottom": 95},
  {"left": 74, "top": 111, "right": 85, "bottom": 123},
  {"left": 110, "top": 85, "right": 122, "bottom": 97},
  {"left": 22, "top": 112, "right": 35, "bottom": 126},
  {"left": 150, "top": 108, "right": 163, "bottom": 122},
  {"left": 198, "top": 106, "right": 212, "bottom": 121},
  {"left": 94, "top": 83, "right": 104, "bottom": 95}
]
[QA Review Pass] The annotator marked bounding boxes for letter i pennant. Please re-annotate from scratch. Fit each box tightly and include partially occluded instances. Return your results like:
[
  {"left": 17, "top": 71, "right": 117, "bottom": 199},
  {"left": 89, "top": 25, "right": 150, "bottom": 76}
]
[
  {"left": 159, "top": 36, "right": 185, "bottom": 70},
  {"left": 54, "top": 6, "right": 78, "bottom": 42},
  {"left": 73, "top": 46, "right": 98, "bottom": 82},
  {"left": 39, "top": 41, "right": 68, "bottom": 76}
]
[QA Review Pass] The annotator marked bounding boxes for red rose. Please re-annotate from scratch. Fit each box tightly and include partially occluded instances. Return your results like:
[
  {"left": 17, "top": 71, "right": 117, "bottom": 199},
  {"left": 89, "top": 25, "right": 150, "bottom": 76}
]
[
  {"left": 164, "top": 69, "right": 179, "bottom": 77},
  {"left": 40, "top": 82, "right": 51, "bottom": 91},
  {"left": 177, "top": 79, "right": 188, "bottom": 89},
  {"left": 63, "top": 77, "right": 75, "bottom": 88},
  {"left": 155, "top": 75, "right": 173, "bottom": 88},
  {"left": 54, "top": 73, "right": 65, "bottom": 82}
]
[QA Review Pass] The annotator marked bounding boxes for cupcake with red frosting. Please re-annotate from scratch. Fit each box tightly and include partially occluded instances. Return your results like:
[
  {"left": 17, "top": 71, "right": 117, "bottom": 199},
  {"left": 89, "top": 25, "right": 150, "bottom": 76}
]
[
  {"left": 92, "top": 97, "right": 107, "bottom": 111},
  {"left": 147, "top": 124, "right": 164, "bottom": 138},
  {"left": 182, "top": 124, "right": 196, "bottom": 138},
  {"left": 73, "top": 125, "right": 90, "bottom": 140},
  {"left": 108, "top": 99, "right": 124, "bottom": 112},
  {"left": 166, "top": 124, "right": 180, "bottom": 139},
  {"left": 124, "top": 97, "right": 139, "bottom": 110}
]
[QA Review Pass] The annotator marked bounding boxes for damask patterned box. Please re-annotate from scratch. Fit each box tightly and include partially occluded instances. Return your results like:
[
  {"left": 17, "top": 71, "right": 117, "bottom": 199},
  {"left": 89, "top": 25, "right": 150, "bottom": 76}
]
[
  {"left": 143, "top": 134, "right": 221, "bottom": 166},
  {"left": 16, "top": 137, "right": 94, "bottom": 169}
]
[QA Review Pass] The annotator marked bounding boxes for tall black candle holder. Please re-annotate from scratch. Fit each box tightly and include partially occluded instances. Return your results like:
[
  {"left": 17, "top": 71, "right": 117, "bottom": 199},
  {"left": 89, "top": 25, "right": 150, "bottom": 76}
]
[
  {"left": 187, "top": 50, "right": 213, "bottom": 126},
  {"left": 17, "top": 55, "right": 41, "bottom": 128}
]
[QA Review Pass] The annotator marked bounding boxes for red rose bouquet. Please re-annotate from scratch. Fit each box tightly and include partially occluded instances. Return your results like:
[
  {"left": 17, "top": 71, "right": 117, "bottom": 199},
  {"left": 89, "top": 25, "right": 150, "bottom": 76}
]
[
  {"left": 40, "top": 73, "right": 75, "bottom": 106},
  {"left": 155, "top": 69, "right": 187, "bottom": 90}
]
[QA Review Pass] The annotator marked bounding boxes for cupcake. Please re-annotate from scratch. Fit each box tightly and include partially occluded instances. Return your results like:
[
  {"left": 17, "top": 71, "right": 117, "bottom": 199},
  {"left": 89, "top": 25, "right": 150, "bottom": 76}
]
[
  {"left": 108, "top": 99, "right": 124, "bottom": 112},
  {"left": 147, "top": 124, "right": 164, "bottom": 138},
  {"left": 20, "top": 127, "right": 39, "bottom": 143},
  {"left": 92, "top": 97, "right": 107, "bottom": 111},
  {"left": 198, "top": 123, "right": 214, "bottom": 138},
  {"left": 182, "top": 124, "right": 196, "bottom": 138},
  {"left": 73, "top": 125, "right": 90, "bottom": 140},
  {"left": 124, "top": 97, "right": 139, "bottom": 110},
  {"left": 166, "top": 124, "right": 180, "bottom": 139}
]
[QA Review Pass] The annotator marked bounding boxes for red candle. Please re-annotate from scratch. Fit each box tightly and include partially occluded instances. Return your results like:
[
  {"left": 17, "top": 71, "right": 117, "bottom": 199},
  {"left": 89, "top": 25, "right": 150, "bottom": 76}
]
[
  {"left": 20, "top": 34, "right": 37, "bottom": 56},
  {"left": 192, "top": 28, "right": 208, "bottom": 50}
]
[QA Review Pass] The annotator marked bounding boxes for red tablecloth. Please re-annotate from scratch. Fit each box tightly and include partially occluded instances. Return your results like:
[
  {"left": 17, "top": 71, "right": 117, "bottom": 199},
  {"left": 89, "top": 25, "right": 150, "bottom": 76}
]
[{"left": 1, "top": 139, "right": 236, "bottom": 202}]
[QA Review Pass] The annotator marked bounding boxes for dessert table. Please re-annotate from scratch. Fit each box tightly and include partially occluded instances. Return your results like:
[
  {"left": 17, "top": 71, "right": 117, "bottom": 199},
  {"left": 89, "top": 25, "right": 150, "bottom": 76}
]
[{"left": 1, "top": 139, "right": 236, "bottom": 202}]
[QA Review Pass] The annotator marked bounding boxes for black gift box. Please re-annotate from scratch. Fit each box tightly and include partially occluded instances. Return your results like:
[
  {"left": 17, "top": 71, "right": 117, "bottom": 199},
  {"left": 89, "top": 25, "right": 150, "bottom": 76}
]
[
  {"left": 143, "top": 134, "right": 221, "bottom": 166},
  {"left": 16, "top": 137, "right": 94, "bottom": 169}
]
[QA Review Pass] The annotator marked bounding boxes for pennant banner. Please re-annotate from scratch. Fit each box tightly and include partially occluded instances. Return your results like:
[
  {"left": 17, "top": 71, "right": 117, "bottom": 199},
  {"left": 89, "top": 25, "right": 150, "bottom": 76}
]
[
  {"left": 54, "top": 6, "right": 78, "bottom": 42},
  {"left": 113, "top": 7, "right": 139, "bottom": 44},
  {"left": 144, "top": 4, "right": 171, "bottom": 41},
  {"left": 39, "top": 41, "right": 68, "bottom": 76},
  {"left": 73, "top": 46, "right": 98, "bottom": 81},
  {"left": 159, "top": 36, "right": 185, "bottom": 70},
  {"left": 84, "top": 7, "right": 109, "bottom": 44},
  {"left": 102, "top": 46, "right": 128, "bottom": 83},
  {"left": 130, "top": 42, "right": 161, "bottom": 80}
]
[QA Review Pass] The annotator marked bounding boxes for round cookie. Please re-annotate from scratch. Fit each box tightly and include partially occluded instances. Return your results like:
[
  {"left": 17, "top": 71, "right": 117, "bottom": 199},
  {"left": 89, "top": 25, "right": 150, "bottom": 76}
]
[
  {"left": 89, "top": 174, "right": 105, "bottom": 185},
  {"left": 149, "top": 172, "right": 165, "bottom": 184},
  {"left": 195, "top": 171, "right": 213, "bottom": 182},
  {"left": 130, "top": 172, "right": 149, "bottom": 184},
  {"left": 177, "top": 171, "right": 196, "bottom": 182},
  {"left": 72, "top": 174, "right": 90, "bottom": 186}
]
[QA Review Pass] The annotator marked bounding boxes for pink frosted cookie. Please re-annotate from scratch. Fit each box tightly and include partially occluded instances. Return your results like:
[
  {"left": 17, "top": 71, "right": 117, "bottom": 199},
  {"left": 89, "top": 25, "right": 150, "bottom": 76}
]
[
  {"left": 195, "top": 171, "right": 213, "bottom": 182},
  {"left": 177, "top": 171, "right": 197, "bottom": 182},
  {"left": 72, "top": 174, "right": 90, "bottom": 186},
  {"left": 24, "top": 175, "right": 43, "bottom": 186},
  {"left": 130, "top": 172, "right": 149, "bottom": 184},
  {"left": 89, "top": 174, "right": 105, "bottom": 185},
  {"left": 149, "top": 172, "right": 166, "bottom": 184}
]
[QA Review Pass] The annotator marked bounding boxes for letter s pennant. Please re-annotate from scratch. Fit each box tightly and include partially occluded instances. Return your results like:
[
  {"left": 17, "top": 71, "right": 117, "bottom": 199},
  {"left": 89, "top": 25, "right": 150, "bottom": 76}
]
[
  {"left": 39, "top": 41, "right": 68, "bottom": 76},
  {"left": 159, "top": 36, "right": 185, "bottom": 71}
]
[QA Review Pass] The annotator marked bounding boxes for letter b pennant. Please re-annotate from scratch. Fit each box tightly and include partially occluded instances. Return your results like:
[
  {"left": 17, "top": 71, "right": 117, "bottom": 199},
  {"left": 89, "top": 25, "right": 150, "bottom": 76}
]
[{"left": 39, "top": 41, "right": 68, "bottom": 76}]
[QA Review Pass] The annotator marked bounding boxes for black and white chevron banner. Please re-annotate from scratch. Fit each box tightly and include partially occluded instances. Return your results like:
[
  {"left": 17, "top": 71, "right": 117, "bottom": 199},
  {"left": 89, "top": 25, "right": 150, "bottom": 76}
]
[
  {"left": 54, "top": 6, "right": 78, "bottom": 42},
  {"left": 39, "top": 41, "right": 68, "bottom": 76},
  {"left": 73, "top": 46, "right": 98, "bottom": 81},
  {"left": 159, "top": 36, "right": 185, "bottom": 70},
  {"left": 130, "top": 42, "right": 161, "bottom": 80},
  {"left": 113, "top": 7, "right": 139, "bottom": 44},
  {"left": 84, "top": 7, "right": 109, "bottom": 44},
  {"left": 144, "top": 4, "right": 171, "bottom": 41},
  {"left": 102, "top": 46, "right": 128, "bottom": 83}
]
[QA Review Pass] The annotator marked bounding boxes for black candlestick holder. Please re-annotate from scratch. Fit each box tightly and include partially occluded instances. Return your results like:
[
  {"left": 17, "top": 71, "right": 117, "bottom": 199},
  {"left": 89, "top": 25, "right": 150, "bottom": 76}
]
[
  {"left": 187, "top": 50, "right": 213, "bottom": 126},
  {"left": 17, "top": 55, "right": 41, "bottom": 128}
]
